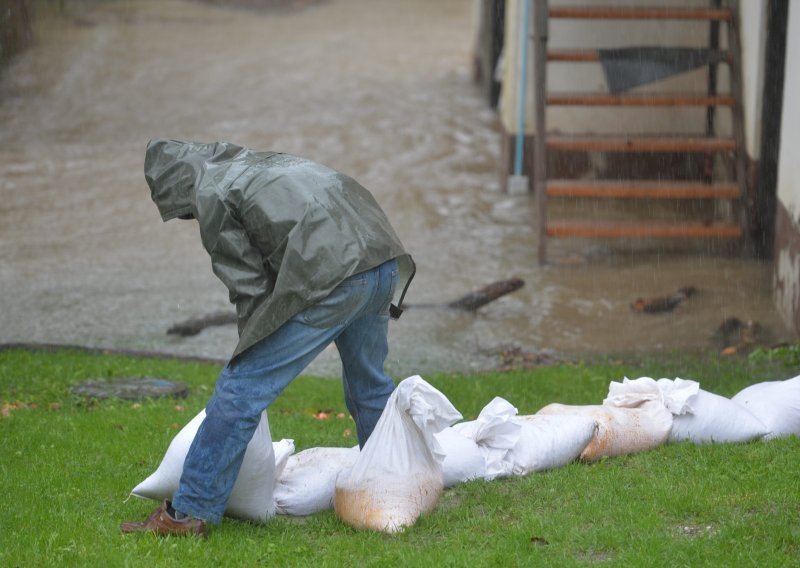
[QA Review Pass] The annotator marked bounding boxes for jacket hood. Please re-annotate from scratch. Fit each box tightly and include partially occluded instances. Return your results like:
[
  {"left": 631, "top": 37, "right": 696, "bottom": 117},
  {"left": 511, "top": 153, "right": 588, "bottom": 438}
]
[{"left": 144, "top": 138, "right": 244, "bottom": 221}]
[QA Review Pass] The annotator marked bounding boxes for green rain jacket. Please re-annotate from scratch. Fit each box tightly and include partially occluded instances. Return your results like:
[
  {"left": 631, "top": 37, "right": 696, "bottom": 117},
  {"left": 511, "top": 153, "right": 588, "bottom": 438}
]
[{"left": 144, "top": 139, "right": 415, "bottom": 360}]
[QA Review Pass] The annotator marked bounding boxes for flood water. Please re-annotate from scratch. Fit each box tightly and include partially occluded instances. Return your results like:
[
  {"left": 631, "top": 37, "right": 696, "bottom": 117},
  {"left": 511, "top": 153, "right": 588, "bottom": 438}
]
[{"left": 0, "top": 0, "right": 792, "bottom": 377}]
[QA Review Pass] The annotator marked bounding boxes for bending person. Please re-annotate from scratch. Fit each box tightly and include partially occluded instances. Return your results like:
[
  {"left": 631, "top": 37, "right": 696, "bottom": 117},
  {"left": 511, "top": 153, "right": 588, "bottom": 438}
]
[{"left": 121, "top": 139, "right": 414, "bottom": 537}]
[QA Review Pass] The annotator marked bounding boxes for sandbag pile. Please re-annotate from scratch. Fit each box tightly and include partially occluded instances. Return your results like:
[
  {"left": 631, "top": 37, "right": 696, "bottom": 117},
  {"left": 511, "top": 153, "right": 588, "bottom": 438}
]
[
  {"left": 128, "top": 373, "right": 800, "bottom": 532},
  {"left": 731, "top": 375, "right": 800, "bottom": 440},
  {"left": 438, "top": 396, "right": 598, "bottom": 479},
  {"left": 273, "top": 445, "right": 360, "bottom": 516},
  {"left": 333, "top": 375, "right": 462, "bottom": 533},
  {"left": 658, "top": 378, "right": 769, "bottom": 444},
  {"left": 536, "top": 400, "right": 672, "bottom": 461},
  {"left": 597, "top": 375, "right": 800, "bottom": 445},
  {"left": 129, "top": 409, "right": 291, "bottom": 523}
]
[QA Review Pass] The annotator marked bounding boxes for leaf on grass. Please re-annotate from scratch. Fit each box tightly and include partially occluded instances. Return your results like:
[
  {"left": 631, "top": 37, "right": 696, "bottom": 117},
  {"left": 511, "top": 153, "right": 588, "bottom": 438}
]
[
  {"left": 342, "top": 428, "right": 353, "bottom": 438},
  {"left": 1, "top": 401, "right": 31, "bottom": 417}
]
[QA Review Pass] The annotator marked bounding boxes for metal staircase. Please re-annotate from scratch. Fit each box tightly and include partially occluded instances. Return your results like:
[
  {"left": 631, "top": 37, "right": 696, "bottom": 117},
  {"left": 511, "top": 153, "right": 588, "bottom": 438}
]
[{"left": 532, "top": 2, "right": 747, "bottom": 264}]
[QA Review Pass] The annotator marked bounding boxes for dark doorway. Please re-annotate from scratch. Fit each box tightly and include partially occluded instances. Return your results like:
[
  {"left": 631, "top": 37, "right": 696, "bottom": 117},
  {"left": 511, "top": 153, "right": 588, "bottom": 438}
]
[{"left": 753, "top": 0, "right": 789, "bottom": 258}]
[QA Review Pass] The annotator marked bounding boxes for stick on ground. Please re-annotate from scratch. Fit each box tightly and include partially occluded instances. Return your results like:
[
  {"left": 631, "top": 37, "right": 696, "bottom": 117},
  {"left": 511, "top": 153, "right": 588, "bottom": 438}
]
[{"left": 167, "top": 278, "right": 526, "bottom": 336}]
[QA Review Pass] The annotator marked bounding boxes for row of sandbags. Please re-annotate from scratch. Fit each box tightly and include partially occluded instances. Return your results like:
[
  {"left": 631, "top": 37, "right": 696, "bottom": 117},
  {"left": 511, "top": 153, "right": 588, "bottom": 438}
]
[{"left": 129, "top": 374, "right": 800, "bottom": 532}]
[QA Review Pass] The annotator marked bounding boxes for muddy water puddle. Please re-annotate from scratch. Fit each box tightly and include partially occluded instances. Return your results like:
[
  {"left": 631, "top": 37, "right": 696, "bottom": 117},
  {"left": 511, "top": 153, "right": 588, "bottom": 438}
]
[{"left": 0, "top": 0, "right": 791, "bottom": 377}]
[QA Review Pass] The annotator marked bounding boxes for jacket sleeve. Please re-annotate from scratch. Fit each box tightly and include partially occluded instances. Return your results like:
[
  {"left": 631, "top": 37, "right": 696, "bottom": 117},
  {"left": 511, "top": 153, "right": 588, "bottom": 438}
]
[{"left": 199, "top": 201, "right": 273, "bottom": 335}]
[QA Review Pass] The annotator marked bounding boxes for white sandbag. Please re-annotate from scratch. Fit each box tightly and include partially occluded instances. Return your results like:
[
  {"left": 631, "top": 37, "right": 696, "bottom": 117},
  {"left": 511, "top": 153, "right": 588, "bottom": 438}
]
[
  {"left": 451, "top": 397, "right": 522, "bottom": 480},
  {"left": 510, "top": 414, "right": 598, "bottom": 474},
  {"left": 130, "top": 409, "right": 277, "bottom": 522},
  {"left": 334, "top": 375, "right": 462, "bottom": 533},
  {"left": 651, "top": 377, "right": 700, "bottom": 414},
  {"left": 732, "top": 375, "right": 800, "bottom": 440},
  {"left": 433, "top": 427, "right": 486, "bottom": 487},
  {"left": 451, "top": 397, "right": 595, "bottom": 477},
  {"left": 605, "top": 376, "right": 698, "bottom": 414},
  {"left": 536, "top": 401, "right": 672, "bottom": 461},
  {"left": 656, "top": 379, "right": 769, "bottom": 444},
  {"left": 274, "top": 446, "right": 359, "bottom": 516},
  {"left": 273, "top": 438, "right": 295, "bottom": 478}
]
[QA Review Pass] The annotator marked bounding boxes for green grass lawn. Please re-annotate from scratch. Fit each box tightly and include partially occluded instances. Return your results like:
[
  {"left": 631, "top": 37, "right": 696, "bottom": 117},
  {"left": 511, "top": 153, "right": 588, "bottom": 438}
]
[{"left": 1, "top": 346, "right": 798, "bottom": 567}]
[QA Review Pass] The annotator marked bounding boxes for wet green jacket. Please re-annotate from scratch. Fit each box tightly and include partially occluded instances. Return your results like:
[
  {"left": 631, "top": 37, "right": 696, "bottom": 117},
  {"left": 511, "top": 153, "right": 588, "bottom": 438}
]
[{"left": 144, "top": 139, "right": 414, "bottom": 360}]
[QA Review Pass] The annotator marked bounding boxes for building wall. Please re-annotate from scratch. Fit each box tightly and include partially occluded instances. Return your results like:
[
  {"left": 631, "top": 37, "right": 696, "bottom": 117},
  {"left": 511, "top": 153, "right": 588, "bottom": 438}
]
[
  {"left": 739, "top": 1, "right": 767, "bottom": 159},
  {"left": 774, "top": 1, "right": 800, "bottom": 337}
]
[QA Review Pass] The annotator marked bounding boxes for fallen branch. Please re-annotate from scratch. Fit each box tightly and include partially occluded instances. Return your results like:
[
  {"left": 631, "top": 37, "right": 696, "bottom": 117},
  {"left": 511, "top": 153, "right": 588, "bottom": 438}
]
[
  {"left": 631, "top": 286, "right": 696, "bottom": 314},
  {"left": 166, "top": 277, "right": 526, "bottom": 336},
  {"left": 444, "top": 277, "right": 525, "bottom": 311},
  {"left": 167, "top": 311, "right": 237, "bottom": 337}
]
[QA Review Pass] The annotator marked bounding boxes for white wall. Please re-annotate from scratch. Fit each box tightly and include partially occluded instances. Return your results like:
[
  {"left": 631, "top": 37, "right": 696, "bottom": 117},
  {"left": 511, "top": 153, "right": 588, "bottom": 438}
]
[
  {"left": 774, "top": 1, "right": 800, "bottom": 335},
  {"left": 776, "top": 3, "right": 800, "bottom": 219},
  {"left": 739, "top": 0, "right": 767, "bottom": 158}
]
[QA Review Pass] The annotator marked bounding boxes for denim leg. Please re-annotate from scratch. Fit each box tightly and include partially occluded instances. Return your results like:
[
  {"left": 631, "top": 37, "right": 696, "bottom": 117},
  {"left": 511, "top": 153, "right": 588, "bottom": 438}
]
[
  {"left": 335, "top": 260, "right": 398, "bottom": 446},
  {"left": 171, "top": 318, "right": 344, "bottom": 524},
  {"left": 173, "top": 262, "right": 396, "bottom": 523}
]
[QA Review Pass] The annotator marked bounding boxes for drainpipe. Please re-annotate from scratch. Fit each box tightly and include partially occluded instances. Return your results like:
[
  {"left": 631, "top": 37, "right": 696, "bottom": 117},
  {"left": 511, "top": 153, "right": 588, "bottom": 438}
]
[{"left": 507, "top": 0, "right": 532, "bottom": 194}]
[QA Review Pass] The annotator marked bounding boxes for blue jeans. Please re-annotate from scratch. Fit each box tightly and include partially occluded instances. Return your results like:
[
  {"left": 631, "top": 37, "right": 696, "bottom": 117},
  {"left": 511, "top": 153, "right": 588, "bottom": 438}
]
[{"left": 172, "top": 259, "right": 399, "bottom": 524}]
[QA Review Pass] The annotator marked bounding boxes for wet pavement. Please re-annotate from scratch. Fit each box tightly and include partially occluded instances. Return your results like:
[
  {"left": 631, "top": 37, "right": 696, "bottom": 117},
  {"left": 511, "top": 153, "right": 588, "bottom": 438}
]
[{"left": 0, "top": 0, "right": 792, "bottom": 377}]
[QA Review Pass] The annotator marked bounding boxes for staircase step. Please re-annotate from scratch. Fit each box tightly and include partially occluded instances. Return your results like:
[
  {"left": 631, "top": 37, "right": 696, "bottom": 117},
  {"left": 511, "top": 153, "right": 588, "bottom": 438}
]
[
  {"left": 545, "top": 136, "right": 736, "bottom": 153},
  {"left": 546, "top": 221, "right": 743, "bottom": 239},
  {"left": 548, "top": 49, "right": 601, "bottom": 62},
  {"left": 549, "top": 6, "right": 732, "bottom": 21},
  {"left": 546, "top": 180, "right": 740, "bottom": 199},
  {"left": 547, "top": 92, "right": 735, "bottom": 107},
  {"left": 547, "top": 49, "right": 729, "bottom": 63}
]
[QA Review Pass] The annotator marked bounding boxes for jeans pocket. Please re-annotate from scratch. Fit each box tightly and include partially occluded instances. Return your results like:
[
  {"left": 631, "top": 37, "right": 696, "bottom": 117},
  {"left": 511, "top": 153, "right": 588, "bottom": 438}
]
[
  {"left": 302, "top": 277, "right": 368, "bottom": 328},
  {"left": 378, "top": 267, "right": 399, "bottom": 316}
]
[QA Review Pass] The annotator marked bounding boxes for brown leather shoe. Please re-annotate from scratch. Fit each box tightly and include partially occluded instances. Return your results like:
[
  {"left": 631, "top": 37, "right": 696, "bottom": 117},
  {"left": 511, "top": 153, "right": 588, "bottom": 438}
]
[{"left": 120, "top": 500, "right": 208, "bottom": 538}]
